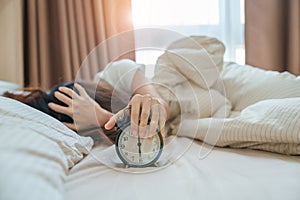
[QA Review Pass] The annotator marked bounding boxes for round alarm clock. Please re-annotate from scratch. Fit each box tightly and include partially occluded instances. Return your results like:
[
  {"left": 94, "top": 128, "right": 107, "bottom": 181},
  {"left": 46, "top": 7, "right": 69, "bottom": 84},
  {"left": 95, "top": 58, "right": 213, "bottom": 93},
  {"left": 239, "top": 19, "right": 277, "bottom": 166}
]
[{"left": 115, "top": 116, "right": 164, "bottom": 168}]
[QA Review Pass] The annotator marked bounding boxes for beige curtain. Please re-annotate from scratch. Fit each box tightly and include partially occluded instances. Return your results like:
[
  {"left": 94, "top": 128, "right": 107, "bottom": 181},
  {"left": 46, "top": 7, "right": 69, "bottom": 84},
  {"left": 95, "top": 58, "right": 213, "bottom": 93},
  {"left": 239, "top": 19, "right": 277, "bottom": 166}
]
[
  {"left": 0, "top": 0, "right": 24, "bottom": 85},
  {"left": 245, "top": 0, "right": 300, "bottom": 75},
  {"left": 24, "top": 0, "right": 135, "bottom": 90}
]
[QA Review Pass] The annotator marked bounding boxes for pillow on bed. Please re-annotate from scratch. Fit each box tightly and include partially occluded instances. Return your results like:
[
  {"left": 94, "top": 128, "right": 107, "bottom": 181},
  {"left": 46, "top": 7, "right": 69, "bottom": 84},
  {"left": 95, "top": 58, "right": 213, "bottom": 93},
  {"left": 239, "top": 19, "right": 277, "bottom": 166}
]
[
  {"left": 221, "top": 62, "right": 300, "bottom": 111},
  {"left": 220, "top": 98, "right": 300, "bottom": 155},
  {"left": 178, "top": 98, "right": 300, "bottom": 155},
  {"left": 0, "top": 80, "right": 21, "bottom": 95},
  {"left": 0, "top": 97, "right": 93, "bottom": 200}
]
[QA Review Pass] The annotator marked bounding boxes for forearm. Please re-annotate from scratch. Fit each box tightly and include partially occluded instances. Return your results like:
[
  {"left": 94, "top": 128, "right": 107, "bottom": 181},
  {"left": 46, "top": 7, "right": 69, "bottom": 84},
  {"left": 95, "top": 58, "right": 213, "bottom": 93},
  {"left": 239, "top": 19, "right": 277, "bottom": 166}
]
[{"left": 95, "top": 105, "right": 114, "bottom": 127}]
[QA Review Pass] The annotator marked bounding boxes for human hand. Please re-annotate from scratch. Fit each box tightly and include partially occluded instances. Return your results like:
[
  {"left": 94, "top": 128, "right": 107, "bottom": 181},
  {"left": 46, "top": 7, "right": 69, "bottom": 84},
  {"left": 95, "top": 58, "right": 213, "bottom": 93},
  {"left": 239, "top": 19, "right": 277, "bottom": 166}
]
[
  {"left": 104, "top": 94, "right": 167, "bottom": 138},
  {"left": 48, "top": 83, "right": 112, "bottom": 131}
]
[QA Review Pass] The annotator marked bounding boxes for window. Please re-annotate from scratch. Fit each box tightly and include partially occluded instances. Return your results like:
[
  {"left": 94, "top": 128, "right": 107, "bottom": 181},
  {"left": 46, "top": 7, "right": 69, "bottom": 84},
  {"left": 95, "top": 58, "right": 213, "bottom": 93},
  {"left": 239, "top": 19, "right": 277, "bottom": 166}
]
[
  {"left": 132, "top": 0, "right": 245, "bottom": 75},
  {"left": 132, "top": 0, "right": 220, "bottom": 26}
]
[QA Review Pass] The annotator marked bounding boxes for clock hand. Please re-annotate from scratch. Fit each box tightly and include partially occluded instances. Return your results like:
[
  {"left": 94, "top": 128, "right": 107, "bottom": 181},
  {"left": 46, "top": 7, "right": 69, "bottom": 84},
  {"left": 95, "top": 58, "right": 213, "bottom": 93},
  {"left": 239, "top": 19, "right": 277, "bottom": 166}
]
[{"left": 137, "top": 131, "right": 142, "bottom": 158}]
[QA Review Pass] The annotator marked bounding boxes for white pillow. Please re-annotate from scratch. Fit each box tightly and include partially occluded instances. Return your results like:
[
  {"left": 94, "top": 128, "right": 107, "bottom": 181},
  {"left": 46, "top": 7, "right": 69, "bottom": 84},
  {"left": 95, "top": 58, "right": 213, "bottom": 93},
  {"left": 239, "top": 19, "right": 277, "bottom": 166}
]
[
  {"left": 178, "top": 98, "right": 300, "bottom": 155},
  {"left": 0, "top": 80, "right": 21, "bottom": 95},
  {"left": 0, "top": 97, "right": 93, "bottom": 200},
  {"left": 221, "top": 62, "right": 300, "bottom": 111}
]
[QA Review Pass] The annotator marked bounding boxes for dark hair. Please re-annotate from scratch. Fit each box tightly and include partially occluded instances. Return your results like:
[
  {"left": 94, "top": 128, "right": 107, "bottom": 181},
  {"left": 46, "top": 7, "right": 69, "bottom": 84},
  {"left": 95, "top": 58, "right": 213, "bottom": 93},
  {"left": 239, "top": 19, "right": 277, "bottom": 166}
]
[{"left": 3, "top": 81, "right": 120, "bottom": 143}]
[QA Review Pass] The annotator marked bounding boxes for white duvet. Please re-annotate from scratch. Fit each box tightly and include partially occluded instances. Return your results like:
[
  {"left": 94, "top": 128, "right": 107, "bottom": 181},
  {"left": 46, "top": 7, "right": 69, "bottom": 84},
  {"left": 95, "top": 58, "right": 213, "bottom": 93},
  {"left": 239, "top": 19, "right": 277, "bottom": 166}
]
[
  {"left": 153, "top": 36, "right": 232, "bottom": 120},
  {"left": 153, "top": 36, "right": 300, "bottom": 155}
]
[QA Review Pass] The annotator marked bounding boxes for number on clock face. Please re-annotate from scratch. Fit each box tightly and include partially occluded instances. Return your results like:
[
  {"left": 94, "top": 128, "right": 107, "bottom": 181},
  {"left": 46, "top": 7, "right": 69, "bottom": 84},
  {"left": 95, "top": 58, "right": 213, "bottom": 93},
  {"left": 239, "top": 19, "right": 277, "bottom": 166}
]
[{"left": 116, "top": 125, "right": 163, "bottom": 167}]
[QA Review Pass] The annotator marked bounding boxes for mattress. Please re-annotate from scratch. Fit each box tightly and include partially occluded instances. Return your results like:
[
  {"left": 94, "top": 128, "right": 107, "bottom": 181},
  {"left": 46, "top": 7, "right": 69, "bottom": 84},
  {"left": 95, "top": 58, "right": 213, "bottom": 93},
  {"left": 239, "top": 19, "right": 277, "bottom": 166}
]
[
  {"left": 65, "top": 136, "right": 300, "bottom": 200},
  {"left": 2, "top": 59, "right": 300, "bottom": 200}
]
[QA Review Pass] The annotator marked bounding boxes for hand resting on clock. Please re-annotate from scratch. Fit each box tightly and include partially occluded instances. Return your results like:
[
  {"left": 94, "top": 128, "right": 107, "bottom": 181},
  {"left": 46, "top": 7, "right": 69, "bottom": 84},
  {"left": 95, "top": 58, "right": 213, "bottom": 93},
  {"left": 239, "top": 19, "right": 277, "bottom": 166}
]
[{"left": 105, "top": 93, "right": 168, "bottom": 138}]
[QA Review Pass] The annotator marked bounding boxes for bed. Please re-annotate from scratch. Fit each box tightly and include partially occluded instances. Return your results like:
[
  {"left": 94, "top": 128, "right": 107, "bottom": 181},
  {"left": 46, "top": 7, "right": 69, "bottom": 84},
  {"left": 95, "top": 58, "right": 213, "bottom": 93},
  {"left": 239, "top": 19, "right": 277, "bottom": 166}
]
[
  {"left": 65, "top": 137, "right": 300, "bottom": 200},
  {"left": 1, "top": 60, "right": 300, "bottom": 200},
  {"left": 1, "top": 37, "right": 300, "bottom": 199}
]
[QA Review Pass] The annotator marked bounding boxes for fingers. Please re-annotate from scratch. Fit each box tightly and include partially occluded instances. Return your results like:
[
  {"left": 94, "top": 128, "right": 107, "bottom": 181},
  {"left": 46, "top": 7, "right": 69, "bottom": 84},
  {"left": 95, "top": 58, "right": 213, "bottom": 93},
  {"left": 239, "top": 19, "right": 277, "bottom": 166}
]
[
  {"left": 139, "top": 97, "right": 151, "bottom": 138},
  {"left": 58, "top": 83, "right": 88, "bottom": 99},
  {"left": 149, "top": 104, "right": 159, "bottom": 138},
  {"left": 129, "top": 94, "right": 167, "bottom": 139},
  {"left": 48, "top": 102, "right": 73, "bottom": 117},
  {"left": 74, "top": 83, "right": 89, "bottom": 97},
  {"left": 159, "top": 105, "right": 167, "bottom": 137},
  {"left": 148, "top": 103, "right": 167, "bottom": 139},
  {"left": 58, "top": 86, "right": 79, "bottom": 99},
  {"left": 104, "top": 118, "right": 115, "bottom": 130},
  {"left": 104, "top": 111, "right": 121, "bottom": 130},
  {"left": 104, "top": 107, "right": 130, "bottom": 130},
  {"left": 54, "top": 91, "right": 72, "bottom": 106},
  {"left": 130, "top": 95, "right": 142, "bottom": 136},
  {"left": 105, "top": 94, "right": 168, "bottom": 140}
]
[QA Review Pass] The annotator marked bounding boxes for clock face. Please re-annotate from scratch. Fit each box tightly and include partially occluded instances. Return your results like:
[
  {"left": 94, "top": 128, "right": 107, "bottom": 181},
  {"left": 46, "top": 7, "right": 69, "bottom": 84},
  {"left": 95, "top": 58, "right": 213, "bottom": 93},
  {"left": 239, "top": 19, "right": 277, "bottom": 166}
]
[{"left": 115, "top": 124, "right": 163, "bottom": 168}]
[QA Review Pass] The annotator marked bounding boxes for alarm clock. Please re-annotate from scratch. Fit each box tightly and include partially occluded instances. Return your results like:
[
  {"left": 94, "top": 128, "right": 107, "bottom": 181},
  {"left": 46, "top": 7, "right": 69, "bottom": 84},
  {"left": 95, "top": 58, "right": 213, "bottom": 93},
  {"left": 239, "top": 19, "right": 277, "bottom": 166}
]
[{"left": 115, "top": 116, "right": 164, "bottom": 168}]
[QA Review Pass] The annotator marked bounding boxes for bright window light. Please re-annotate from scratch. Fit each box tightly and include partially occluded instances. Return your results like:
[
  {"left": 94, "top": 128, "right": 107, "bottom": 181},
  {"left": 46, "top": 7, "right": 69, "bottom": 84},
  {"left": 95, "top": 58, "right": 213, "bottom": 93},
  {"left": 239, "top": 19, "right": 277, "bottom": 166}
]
[
  {"left": 240, "top": 0, "right": 245, "bottom": 24},
  {"left": 132, "top": 0, "right": 219, "bottom": 26},
  {"left": 136, "top": 50, "right": 163, "bottom": 78},
  {"left": 132, "top": 0, "right": 245, "bottom": 67},
  {"left": 235, "top": 47, "right": 245, "bottom": 65}
]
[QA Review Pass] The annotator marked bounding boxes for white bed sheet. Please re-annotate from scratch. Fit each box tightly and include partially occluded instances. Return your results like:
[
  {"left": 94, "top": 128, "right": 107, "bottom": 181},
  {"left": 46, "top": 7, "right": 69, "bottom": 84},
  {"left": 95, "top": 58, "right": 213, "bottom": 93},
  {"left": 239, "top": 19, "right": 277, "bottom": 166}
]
[{"left": 65, "top": 136, "right": 300, "bottom": 200}]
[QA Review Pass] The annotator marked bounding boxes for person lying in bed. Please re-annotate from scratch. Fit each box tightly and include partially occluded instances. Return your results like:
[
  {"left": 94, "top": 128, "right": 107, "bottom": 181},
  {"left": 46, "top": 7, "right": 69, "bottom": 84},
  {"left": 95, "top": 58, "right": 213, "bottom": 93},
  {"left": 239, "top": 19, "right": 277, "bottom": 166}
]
[
  {"left": 4, "top": 36, "right": 228, "bottom": 145},
  {"left": 3, "top": 59, "right": 169, "bottom": 143}
]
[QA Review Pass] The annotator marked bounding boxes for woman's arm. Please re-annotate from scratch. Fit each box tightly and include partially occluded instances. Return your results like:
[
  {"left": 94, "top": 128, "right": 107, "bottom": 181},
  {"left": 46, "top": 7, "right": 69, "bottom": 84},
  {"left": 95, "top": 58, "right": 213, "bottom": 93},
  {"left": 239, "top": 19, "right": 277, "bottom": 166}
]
[
  {"left": 49, "top": 60, "right": 169, "bottom": 139},
  {"left": 104, "top": 69, "right": 169, "bottom": 138}
]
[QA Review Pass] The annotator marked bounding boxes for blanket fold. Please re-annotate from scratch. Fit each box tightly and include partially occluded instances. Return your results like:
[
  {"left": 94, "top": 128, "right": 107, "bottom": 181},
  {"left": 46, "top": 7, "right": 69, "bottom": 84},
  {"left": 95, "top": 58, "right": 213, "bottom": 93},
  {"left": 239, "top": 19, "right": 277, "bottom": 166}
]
[
  {"left": 153, "top": 36, "right": 300, "bottom": 155},
  {"left": 152, "top": 36, "right": 232, "bottom": 125}
]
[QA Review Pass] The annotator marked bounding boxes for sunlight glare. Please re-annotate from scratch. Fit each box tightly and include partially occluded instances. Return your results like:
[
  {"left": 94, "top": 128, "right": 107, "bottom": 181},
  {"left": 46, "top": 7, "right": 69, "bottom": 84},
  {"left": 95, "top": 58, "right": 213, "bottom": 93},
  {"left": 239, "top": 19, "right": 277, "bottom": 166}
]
[{"left": 132, "top": 0, "right": 219, "bottom": 26}]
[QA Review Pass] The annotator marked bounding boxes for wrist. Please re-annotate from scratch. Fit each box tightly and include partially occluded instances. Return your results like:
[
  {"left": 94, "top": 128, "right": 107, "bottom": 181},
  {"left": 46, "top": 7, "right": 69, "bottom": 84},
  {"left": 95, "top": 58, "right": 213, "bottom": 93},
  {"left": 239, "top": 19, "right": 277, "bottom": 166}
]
[
  {"left": 95, "top": 105, "right": 113, "bottom": 127},
  {"left": 157, "top": 97, "right": 170, "bottom": 118}
]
